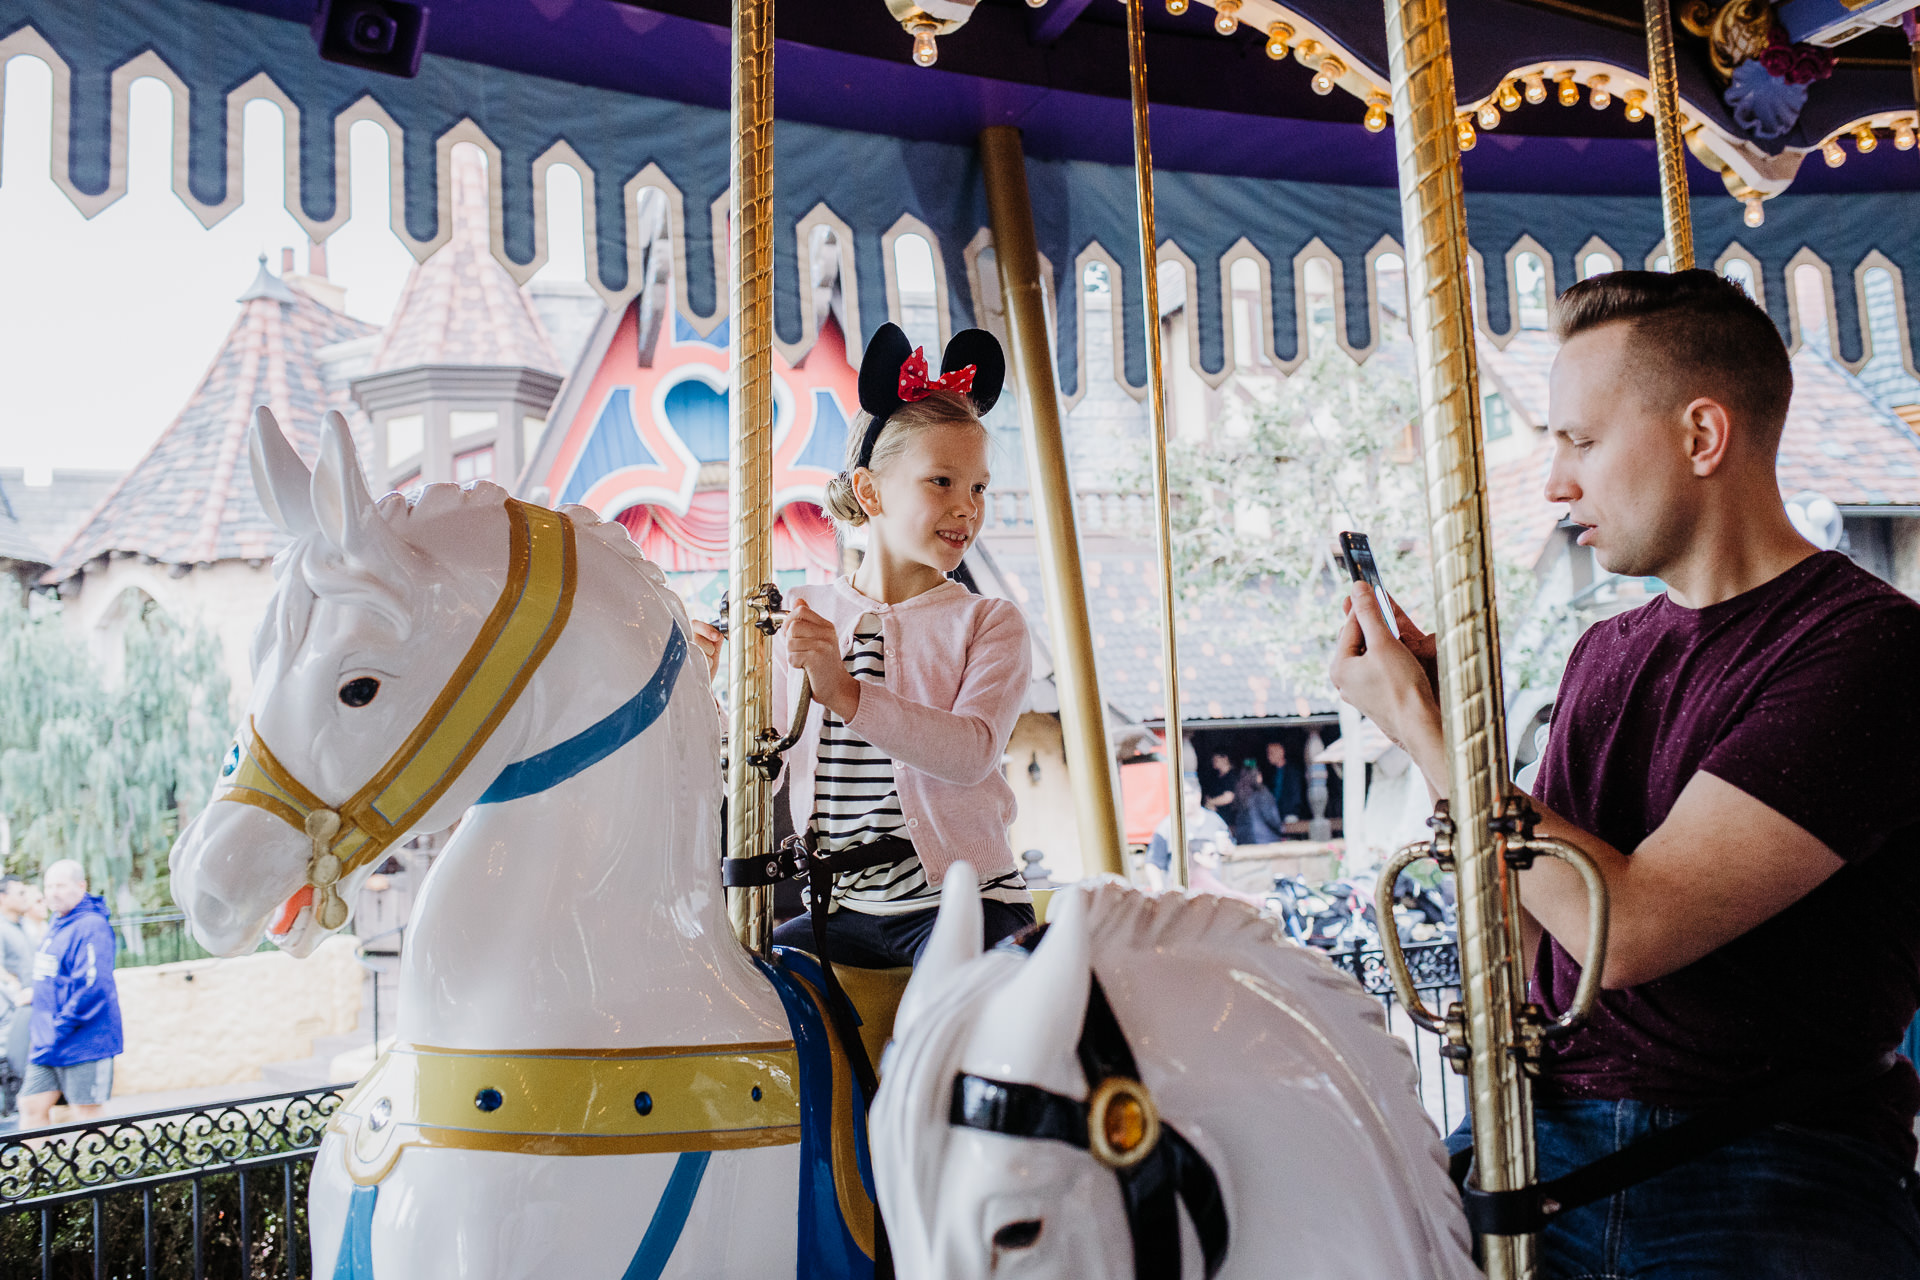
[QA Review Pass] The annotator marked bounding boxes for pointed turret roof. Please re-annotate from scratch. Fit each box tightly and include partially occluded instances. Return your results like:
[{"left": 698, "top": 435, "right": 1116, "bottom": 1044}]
[
  {"left": 367, "top": 148, "right": 562, "bottom": 376},
  {"left": 49, "top": 260, "right": 377, "bottom": 581}
]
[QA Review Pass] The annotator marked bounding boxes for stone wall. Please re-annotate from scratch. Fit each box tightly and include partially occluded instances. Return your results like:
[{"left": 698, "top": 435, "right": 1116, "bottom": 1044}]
[{"left": 112, "top": 936, "right": 363, "bottom": 1096}]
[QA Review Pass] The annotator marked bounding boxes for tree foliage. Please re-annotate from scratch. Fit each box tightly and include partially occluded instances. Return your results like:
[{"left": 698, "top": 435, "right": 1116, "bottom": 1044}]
[{"left": 0, "top": 595, "right": 231, "bottom": 905}]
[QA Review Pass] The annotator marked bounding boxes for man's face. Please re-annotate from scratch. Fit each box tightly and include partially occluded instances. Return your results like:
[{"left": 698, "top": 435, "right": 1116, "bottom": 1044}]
[
  {"left": 0, "top": 883, "right": 26, "bottom": 915},
  {"left": 1546, "top": 324, "right": 1701, "bottom": 581},
  {"left": 1211, "top": 753, "right": 1231, "bottom": 774},
  {"left": 43, "top": 871, "right": 85, "bottom": 917},
  {"left": 1266, "top": 743, "right": 1287, "bottom": 768}
]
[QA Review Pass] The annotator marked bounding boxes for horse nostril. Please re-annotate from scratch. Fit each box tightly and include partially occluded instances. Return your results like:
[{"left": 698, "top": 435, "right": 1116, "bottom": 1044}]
[{"left": 991, "top": 1220, "right": 1043, "bottom": 1251}]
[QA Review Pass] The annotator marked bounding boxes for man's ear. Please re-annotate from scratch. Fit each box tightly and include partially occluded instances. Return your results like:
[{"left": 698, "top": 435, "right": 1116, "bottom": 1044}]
[{"left": 1684, "top": 396, "right": 1735, "bottom": 477}]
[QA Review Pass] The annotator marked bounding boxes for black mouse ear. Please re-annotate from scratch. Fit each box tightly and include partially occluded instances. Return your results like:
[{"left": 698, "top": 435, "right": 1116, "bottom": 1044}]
[
  {"left": 858, "top": 323, "right": 914, "bottom": 420},
  {"left": 941, "top": 328, "right": 1005, "bottom": 416}
]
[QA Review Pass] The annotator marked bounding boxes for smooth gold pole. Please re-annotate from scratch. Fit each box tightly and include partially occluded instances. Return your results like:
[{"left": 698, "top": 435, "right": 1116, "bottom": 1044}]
[
  {"left": 1122, "top": 0, "right": 1188, "bottom": 888},
  {"left": 1643, "top": 0, "right": 1695, "bottom": 269},
  {"left": 1380, "top": 1, "right": 1534, "bottom": 1275},
  {"left": 979, "top": 124, "right": 1127, "bottom": 880},
  {"left": 726, "top": 0, "right": 776, "bottom": 953}
]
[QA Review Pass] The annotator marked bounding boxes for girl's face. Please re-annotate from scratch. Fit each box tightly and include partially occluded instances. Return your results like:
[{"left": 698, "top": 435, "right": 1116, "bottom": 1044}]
[{"left": 863, "top": 424, "right": 990, "bottom": 575}]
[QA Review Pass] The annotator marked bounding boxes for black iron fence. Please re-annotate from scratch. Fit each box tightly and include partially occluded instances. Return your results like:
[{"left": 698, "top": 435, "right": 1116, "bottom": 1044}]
[
  {"left": 109, "top": 913, "right": 219, "bottom": 970},
  {"left": 0, "top": 1086, "right": 346, "bottom": 1279},
  {"left": 1330, "top": 938, "right": 1468, "bottom": 1134}
]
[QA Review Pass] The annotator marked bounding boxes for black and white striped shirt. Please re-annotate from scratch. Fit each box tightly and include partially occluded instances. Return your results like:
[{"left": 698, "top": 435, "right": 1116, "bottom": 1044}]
[{"left": 811, "top": 618, "right": 1027, "bottom": 916}]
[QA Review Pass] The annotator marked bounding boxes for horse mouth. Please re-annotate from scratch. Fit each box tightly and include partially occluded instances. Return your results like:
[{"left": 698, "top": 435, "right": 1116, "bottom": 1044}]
[{"left": 268, "top": 885, "right": 315, "bottom": 944}]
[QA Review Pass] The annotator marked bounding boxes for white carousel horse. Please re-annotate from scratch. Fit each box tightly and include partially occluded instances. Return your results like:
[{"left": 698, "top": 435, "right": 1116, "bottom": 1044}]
[
  {"left": 170, "top": 409, "right": 876, "bottom": 1279},
  {"left": 871, "top": 870, "right": 1481, "bottom": 1280}
]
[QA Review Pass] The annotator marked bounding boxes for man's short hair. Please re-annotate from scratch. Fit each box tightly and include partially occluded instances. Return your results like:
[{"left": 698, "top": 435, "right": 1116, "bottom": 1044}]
[
  {"left": 0, "top": 876, "right": 20, "bottom": 890},
  {"left": 1552, "top": 268, "right": 1793, "bottom": 450}
]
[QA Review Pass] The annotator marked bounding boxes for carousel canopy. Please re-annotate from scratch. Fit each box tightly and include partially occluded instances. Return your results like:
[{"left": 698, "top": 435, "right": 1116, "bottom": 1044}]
[{"left": 5, "top": 0, "right": 1918, "bottom": 401}]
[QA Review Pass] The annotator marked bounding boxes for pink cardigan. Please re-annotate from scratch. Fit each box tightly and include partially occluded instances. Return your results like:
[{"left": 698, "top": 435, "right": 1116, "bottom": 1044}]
[{"left": 772, "top": 577, "right": 1031, "bottom": 884}]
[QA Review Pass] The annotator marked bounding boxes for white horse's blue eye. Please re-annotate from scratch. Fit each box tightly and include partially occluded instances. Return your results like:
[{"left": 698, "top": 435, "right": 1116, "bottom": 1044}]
[{"left": 221, "top": 744, "right": 240, "bottom": 777}]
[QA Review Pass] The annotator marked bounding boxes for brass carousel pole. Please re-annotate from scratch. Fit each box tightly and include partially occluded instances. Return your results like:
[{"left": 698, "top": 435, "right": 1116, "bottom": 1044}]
[
  {"left": 1122, "top": 0, "right": 1188, "bottom": 887},
  {"left": 725, "top": 0, "right": 778, "bottom": 952},
  {"left": 978, "top": 125, "right": 1128, "bottom": 879},
  {"left": 1380, "top": 2, "right": 1533, "bottom": 1274},
  {"left": 1643, "top": 0, "right": 1696, "bottom": 268}
]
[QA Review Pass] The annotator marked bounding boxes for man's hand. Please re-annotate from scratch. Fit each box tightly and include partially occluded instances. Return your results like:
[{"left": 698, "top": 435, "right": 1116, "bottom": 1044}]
[
  {"left": 1329, "top": 582, "right": 1447, "bottom": 792},
  {"left": 784, "top": 601, "right": 860, "bottom": 721}
]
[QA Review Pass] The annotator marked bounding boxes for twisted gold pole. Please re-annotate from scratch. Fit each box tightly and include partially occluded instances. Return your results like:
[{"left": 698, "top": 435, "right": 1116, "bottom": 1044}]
[
  {"left": 1643, "top": 0, "right": 1695, "bottom": 269},
  {"left": 979, "top": 125, "right": 1127, "bottom": 880},
  {"left": 726, "top": 0, "right": 776, "bottom": 953},
  {"left": 1380, "top": 0, "right": 1534, "bottom": 1274},
  {"left": 1123, "top": 0, "right": 1188, "bottom": 888}
]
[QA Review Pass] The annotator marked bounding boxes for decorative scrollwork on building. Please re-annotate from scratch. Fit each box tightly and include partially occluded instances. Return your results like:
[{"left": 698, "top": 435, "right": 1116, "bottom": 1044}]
[{"left": 0, "top": 1086, "right": 344, "bottom": 1206}]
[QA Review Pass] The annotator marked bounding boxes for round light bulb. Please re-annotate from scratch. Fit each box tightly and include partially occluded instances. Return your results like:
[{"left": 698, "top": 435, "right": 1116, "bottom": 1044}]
[
  {"left": 1743, "top": 196, "right": 1764, "bottom": 228},
  {"left": 1265, "top": 22, "right": 1292, "bottom": 60},
  {"left": 1166, "top": 0, "right": 1188, "bottom": 13},
  {"left": 1456, "top": 116, "right": 1477, "bottom": 152},
  {"left": 1478, "top": 101, "right": 1501, "bottom": 129},
  {"left": 1213, "top": 0, "right": 1240, "bottom": 35},
  {"left": 1822, "top": 139, "right": 1846, "bottom": 167},
  {"left": 911, "top": 24, "right": 938, "bottom": 66},
  {"left": 1523, "top": 72, "right": 1547, "bottom": 105},
  {"left": 1312, "top": 56, "right": 1344, "bottom": 95},
  {"left": 1497, "top": 80, "right": 1522, "bottom": 112},
  {"left": 1556, "top": 72, "right": 1579, "bottom": 107},
  {"left": 1588, "top": 75, "right": 1611, "bottom": 109},
  {"left": 1896, "top": 120, "right": 1916, "bottom": 151},
  {"left": 1294, "top": 38, "right": 1324, "bottom": 65},
  {"left": 1854, "top": 123, "right": 1878, "bottom": 154},
  {"left": 1364, "top": 96, "right": 1389, "bottom": 133},
  {"left": 1624, "top": 88, "right": 1647, "bottom": 122}
]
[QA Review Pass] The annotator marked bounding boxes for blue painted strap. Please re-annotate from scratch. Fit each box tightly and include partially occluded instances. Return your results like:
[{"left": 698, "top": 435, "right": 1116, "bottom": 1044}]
[
  {"left": 477, "top": 620, "right": 688, "bottom": 805},
  {"left": 333, "top": 1183, "right": 379, "bottom": 1280},
  {"left": 623, "top": 1151, "right": 712, "bottom": 1280}
]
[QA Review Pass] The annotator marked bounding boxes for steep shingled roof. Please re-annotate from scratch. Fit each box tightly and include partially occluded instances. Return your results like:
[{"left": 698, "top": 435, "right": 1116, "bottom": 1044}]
[
  {"left": 368, "top": 147, "right": 562, "bottom": 377},
  {"left": 49, "top": 260, "right": 376, "bottom": 579}
]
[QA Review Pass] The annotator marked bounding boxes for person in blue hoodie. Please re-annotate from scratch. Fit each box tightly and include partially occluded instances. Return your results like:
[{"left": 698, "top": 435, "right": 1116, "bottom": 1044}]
[{"left": 21, "top": 861, "right": 122, "bottom": 1127}]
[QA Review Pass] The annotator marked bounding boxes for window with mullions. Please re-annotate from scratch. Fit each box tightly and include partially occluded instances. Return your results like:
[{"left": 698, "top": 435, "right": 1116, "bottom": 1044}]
[{"left": 1483, "top": 391, "right": 1514, "bottom": 440}]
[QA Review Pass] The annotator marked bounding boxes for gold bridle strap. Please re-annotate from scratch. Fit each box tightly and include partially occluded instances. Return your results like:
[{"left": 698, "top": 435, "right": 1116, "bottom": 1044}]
[
  {"left": 330, "top": 1041, "right": 804, "bottom": 1184},
  {"left": 213, "top": 500, "right": 577, "bottom": 927}
]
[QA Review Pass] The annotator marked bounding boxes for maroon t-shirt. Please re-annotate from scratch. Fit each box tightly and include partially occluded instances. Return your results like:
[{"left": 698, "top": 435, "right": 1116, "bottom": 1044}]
[{"left": 1533, "top": 551, "right": 1920, "bottom": 1161}]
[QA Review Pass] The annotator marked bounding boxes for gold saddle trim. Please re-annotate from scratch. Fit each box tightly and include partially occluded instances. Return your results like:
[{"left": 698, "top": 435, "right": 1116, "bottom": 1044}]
[{"left": 331, "top": 1040, "right": 802, "bottom": 1185}]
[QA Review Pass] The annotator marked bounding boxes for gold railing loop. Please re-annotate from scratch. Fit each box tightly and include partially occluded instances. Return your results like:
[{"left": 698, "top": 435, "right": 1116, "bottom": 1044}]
[
  {"left": 1506, "top": 833, "right": 1610, "bottom": 1041},
  {"left": 1373, "top": 836, "right": 1453, "bottom": 1036}
]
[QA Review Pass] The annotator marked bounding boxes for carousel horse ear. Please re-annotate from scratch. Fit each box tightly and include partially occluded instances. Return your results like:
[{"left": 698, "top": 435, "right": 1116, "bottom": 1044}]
[
  {"left": 962, "top": 887, "right": 1092, "bottom": 1098},
  {"left": 250, "top": 406, "right": 318, "bottom": 538},
  {"left": 940, "top": 328, "right": 1005, "bottom": 417},
  {"left": 858, "top": 322, "right": 915, "bottom": 421},
  {"left": 311, "top": 411, "right": 400, "bottom": 571},
  {"left": 899, "top": 864, "right": 985, "bottom": 1030}
]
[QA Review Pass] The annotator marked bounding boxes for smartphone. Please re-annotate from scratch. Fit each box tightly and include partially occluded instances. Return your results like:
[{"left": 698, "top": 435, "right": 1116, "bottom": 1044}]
[{"left": 1339, "top": 531, "right": 1401, "bottom": 640}]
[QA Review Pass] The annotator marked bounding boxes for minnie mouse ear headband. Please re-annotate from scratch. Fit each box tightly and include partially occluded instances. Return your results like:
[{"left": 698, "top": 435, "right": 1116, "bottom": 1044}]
[{"left": 853, "top": 323, "right": 1006, "bottom": 471}]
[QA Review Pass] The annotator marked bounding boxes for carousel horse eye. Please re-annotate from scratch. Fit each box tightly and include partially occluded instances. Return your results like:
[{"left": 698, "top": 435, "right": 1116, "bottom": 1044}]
[
  {"left": 221, "top": 744, "right": 240, "bottom": 777},
  {"left": 992, "top": 1220, "right": 1043, "bottom": 1251},
  {"left": 338, "top": 677, "right": 381, "bottom": 708}
]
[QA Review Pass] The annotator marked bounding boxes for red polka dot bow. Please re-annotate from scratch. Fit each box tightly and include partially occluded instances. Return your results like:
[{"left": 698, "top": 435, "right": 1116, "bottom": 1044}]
[{"left": 897, "top": 347, "right": 978, "bottom": 402}]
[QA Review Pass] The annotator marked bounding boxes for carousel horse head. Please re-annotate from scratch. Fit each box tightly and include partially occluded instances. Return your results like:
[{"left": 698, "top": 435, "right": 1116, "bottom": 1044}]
[
  {"left": 871, "top": 872, "right": 1480, "bottom": 1280},
  {"left": 171, "top": 407, "right": 572, "bottom": 959}
]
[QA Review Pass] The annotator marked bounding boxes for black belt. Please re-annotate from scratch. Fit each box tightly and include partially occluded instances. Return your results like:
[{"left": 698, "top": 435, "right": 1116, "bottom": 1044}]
[
  {"left": 724, "top": 833, "right": 917, "bottom": 1102},
  {"left": 949, "top": 930, "right": 1230, "bottom": 1280},
  {"left": 1455, "top": 1052, "right": 1901, "bottom": 1237}
]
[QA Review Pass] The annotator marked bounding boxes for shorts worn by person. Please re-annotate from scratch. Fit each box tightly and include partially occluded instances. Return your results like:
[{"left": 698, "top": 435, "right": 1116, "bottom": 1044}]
[
  {"left": 1330, "top": 269, "right": 1920, "bottom": 1279},
  {"left": 24, "top": 864, "right": 122, "bottom": 1124}
]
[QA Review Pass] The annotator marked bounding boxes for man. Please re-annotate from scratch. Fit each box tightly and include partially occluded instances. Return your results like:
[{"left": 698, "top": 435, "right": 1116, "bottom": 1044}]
[
  {"left": 0, "top": 876, "right": 34, "bottom": 1119},
  {"left": 1266, "top": 741, "right": 1305, "bottom": 834},
  {"left": 22, "top": 862, "right": 122, "bottom": 1127},
  {"left": 1200, "top": 751, "right": 1242, "bottom": 837},
  {"left": 1331, "top": 270, "right": 1920, "bottom": 1277}
]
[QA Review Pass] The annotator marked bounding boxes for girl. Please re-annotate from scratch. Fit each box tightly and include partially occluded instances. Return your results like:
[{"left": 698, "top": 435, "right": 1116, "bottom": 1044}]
[{"left": 693, "top": 323, "right": 1034, "bottom": 967}]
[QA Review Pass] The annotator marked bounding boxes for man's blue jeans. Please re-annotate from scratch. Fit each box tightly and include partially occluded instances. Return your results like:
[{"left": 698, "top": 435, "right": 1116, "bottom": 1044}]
[{"left": 1447, "top": 1099, "right": 1920, "bottom": 1278}]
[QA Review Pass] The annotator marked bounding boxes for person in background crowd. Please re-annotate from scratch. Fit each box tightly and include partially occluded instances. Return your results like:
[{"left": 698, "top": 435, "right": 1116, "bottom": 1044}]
[
  {"left": 22, "top": 885, "right": 48, "bottom": 941},
  {"left": 1145, "top": 773, "right": 1233, "bottom": 890},
  {"left": 0, "top": 876, "right": 33, "bottom": 1122},
  {"left": 1267, "top": 741, "right": 1306, "bottom": 835},
  {"left": 1230, "top": 758, "right": 1284, "bottom": 845},
  {"left": 21, "top": 862, "right": 123, "bottom": 1128},
  {"left": 1201, "top": 752, "right": 1242, "bottom": 837}
]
